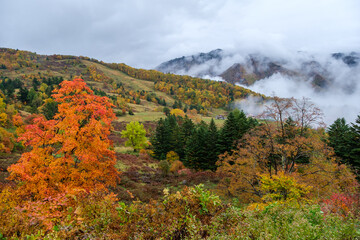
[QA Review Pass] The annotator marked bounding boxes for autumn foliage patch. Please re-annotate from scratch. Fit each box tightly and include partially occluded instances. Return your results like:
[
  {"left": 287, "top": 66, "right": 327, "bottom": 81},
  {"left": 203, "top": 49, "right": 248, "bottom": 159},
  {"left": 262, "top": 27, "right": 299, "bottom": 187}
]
[
  {"left": 8, "top": 78, "right": 119, "bottom": 198},
  {"left": 0, "top": 78, "right": 120, "bottom": 236}
]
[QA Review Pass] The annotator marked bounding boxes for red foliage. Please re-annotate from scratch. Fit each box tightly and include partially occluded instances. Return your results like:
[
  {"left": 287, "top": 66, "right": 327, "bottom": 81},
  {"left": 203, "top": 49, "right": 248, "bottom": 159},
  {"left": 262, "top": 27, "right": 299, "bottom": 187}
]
[{"left": 321, "top": 193, "right": 360, "bottom": 218}]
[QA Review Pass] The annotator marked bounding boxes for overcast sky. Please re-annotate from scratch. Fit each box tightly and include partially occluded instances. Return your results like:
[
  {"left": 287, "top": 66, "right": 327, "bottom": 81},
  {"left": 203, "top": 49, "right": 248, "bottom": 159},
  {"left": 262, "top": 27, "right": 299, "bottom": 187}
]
[{"left": 1, "top": 0, "right": 359, "bottom": 68}]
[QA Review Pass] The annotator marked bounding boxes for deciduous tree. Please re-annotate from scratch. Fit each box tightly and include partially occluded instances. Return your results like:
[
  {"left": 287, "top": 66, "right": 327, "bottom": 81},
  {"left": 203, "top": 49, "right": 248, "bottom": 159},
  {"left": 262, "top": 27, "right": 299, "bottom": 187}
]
[
  {"left": 170, "top": 108, "right": 185, "bottom": 118},
  {"left": 121, "top": 121, "right": 148, "bottom": 152},
  {"left": 8, "top": 78, "right": 119, "bottom": 199}
]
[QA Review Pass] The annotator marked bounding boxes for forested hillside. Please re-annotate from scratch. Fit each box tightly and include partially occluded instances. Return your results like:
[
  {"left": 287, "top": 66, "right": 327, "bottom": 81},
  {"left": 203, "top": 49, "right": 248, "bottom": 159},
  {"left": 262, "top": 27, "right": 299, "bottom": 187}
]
[
  {"left": 0, "top": 48, "right": 359, "bottom": 239},
  {"left": 0, "top": 48, "right": 266, "bottom": 113}
]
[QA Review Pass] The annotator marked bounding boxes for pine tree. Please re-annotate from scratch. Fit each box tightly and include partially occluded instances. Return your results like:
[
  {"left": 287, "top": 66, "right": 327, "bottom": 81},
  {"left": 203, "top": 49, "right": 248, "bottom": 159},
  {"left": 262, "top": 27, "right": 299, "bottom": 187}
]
[
  {"left": 17, "top": 87, "right": 28, "bottom": 103},
  {"left": 181, "top": 115, "right": 195, "bottom": 140},
  {"left": 283, "top": 117, "right": 297, "bottom": 139},
  {"left": 327, "top": 117, "right": 360, "bottom": 177},
  {"left": 166, "top": 115, "right": 183, "bottom": 157},
  {"left": 172, "top": 100, "right": 177, "bottom": 109},
  {"left": 205, "top": 118, "right": 219, "bottom": 170},
  {"left": 233, "top": 109, "right": 247, "bottom": 137},
  {"left": 185, "top": 122, "right": 209, "bottom": 169},
  {"left": 163, "top": 107, "right": 170, "bottom": 116},
  {"left": 151, "top": 118, "right": 172, "bottom": 159},
  {"left": 151, "top": 115, "right": 186, "bottom": 160},
  {"left": 349, "top": 115, "right": 360, "bottom": 174},
  {"left": 328, "top": 118, "right": 352, "bottom": 163},
  {"left": 179, "top": 115, "right": 195, "bottom": 158},
  {"left": 218, "top": 110, "right": 258, "bottom": 155},
  {"left": 218, "top": 111, "right": 239, "bottom": 154}
]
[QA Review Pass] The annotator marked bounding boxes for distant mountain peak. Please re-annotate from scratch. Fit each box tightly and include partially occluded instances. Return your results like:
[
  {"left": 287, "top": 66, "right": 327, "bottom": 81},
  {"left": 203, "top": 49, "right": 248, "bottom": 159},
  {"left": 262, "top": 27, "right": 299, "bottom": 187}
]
[
  {"left": 156, "top": 49, "right": 359, "bottom": 91},
  {"left": 156, "top": 49, "right": 224, "bottom": 75},
  {"left": 331, "top": 52, "right": 359, "bottom": 67}
]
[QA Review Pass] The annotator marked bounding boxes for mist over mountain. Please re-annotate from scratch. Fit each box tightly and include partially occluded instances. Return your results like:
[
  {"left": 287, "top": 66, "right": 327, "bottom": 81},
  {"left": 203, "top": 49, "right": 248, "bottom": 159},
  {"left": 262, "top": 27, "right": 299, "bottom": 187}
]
[
  {"left": 157, "top": 49, "right": 223, "bottom": 76},
  {"left": 156, "top": 50, "right": 360, "bottom": 124}
]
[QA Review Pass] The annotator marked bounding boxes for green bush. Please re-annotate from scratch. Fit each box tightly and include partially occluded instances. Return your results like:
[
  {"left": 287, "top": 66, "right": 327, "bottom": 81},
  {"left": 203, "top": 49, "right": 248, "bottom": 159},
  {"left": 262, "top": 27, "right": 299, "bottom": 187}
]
[
  {"left": 209, "top": 203, "right": 360, "bottom": 239},
  {"left": 158, "top": 159, "right": 170, "bottom": 176}
]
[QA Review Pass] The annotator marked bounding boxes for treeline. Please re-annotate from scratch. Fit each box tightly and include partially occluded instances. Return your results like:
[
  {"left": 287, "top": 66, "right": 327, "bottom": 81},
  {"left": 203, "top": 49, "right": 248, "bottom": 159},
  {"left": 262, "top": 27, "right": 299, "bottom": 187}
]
[
  {"left": 328, "top": 116, "right": 360, "bottom": 176},
  {"left": 110, "top": 82, "right": 168, "bottom": 112},
  {"left": 0, "top": 48, "right": 83, "bottom": 71},
  {"left": 150, "top": 109, "right": 258, "bottom": 170},
  {"left": 0, "top": 48, "right": 40, "bottom": 70},
  {"left": 0, "top": 48, "right": 89, "bottom": 79},
  {"left": 105, "top": 62, "right": 267, "bottom": 109}
]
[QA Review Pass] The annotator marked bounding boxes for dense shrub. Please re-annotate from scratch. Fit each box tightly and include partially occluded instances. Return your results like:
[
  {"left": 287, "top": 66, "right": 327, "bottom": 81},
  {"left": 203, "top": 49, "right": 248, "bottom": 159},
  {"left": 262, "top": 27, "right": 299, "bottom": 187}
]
[
  {"left": 209, "top": 203, "right": 360, "bottom": 239},
  {"left": 1, "top": 185, "right": 359, "bottom": 239},
  {"left": 321, "top": 193, "right": 360, "bottom": 218},
  {"left": 170, "top": 160, "right": 185, "bottom": 174}
]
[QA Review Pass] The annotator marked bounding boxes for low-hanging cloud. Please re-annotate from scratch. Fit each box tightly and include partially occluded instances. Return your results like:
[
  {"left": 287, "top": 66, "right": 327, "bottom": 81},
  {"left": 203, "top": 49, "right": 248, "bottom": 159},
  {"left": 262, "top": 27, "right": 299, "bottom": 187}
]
[
  {"left": 1, "top": 0, "right": 359, "bottom": 68},
  {"left": 246, "top": 57, "right": 360, "bottom": 125},
  {"left": 232, "top": 96, "right": 267, "bottom": 117}
]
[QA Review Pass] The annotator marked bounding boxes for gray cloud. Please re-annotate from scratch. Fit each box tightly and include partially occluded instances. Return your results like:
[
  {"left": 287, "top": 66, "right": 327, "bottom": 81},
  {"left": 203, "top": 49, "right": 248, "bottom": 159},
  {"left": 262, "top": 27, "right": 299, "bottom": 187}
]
[
  {"left": 1, "top": 0, "right": 359, "bottom": 68},
  {"left": 246, "top": 55, "right": 360, "bottom": 125},
  {"left": 1, "top": 0, "right": 360, "bottom": 124}
]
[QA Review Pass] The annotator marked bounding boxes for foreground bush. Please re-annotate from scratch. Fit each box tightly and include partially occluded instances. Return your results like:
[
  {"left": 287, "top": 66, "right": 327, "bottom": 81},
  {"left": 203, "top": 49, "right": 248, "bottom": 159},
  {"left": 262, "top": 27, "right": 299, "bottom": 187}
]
[
  {"left": 321, "top": 193, "right": 360, "bottom": 218},
  {"left": 0, "top": 189, "right": 118, "bottom": 238},
  {"left": 0, "top": 184, "right": 223, "bottom": 239},
  {"left": 1, "top": 185, "right": 359, "bottom": 239},
  {"left": 209, "top": 203, "right": 360, "bottom": 240}
]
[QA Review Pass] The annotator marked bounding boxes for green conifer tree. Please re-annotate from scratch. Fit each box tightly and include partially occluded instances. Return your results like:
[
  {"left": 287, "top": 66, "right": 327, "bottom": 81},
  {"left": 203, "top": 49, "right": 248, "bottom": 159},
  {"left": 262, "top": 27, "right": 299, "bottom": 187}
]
[
  {"left": 349, "top": 115, "right": 360, "bottom": 174},
  {"left": 151, "top": 118, "right": 172, "bottom": 159},
  {"left": 205, "top": 118, "right": 219, "bottom": 170},
  {"left": 185, "top": 122, "right": 209, "bottom": 169},
  {"left": 218, "top": 111, "right": 239, "bottom": 154},
  {"left": 328, "top": 118, "right": 352, "bottom": 163}
]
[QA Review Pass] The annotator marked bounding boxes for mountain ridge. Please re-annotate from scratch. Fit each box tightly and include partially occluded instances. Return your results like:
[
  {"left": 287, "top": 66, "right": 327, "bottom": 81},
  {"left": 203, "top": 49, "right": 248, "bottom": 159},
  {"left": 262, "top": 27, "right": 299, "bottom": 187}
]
[{"left": 156, "top": 49, "right": 359, "bottom": 89}]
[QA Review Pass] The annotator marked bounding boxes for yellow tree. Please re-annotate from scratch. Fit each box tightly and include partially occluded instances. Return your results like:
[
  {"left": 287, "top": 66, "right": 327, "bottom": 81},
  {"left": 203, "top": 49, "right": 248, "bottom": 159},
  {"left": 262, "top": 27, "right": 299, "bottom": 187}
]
[
  {"left": 121, "top": 121, "right": 148, "bottom": 152},
  {"left": 170, "top": 108, "right": 185, "bottom": 118}
]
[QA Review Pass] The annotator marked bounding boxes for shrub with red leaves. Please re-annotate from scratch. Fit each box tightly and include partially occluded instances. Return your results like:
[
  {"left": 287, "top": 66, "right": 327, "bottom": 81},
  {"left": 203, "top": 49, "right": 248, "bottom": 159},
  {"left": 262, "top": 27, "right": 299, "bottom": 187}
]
[{"left": 321, "top": 193, "right": 360, "bottom": 218}]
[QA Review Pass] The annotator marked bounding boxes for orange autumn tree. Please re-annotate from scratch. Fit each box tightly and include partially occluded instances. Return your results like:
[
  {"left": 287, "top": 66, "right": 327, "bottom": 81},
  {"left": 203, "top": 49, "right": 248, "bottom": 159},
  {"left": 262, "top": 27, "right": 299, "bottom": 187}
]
[{"left": 8, "top": 78, "right": 119, "bottom": 199}]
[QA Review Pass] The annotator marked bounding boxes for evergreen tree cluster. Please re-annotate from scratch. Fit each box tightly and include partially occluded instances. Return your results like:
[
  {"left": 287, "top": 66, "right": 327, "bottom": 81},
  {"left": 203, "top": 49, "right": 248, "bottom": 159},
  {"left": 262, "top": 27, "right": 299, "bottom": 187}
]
[
  {"left": 0, "top": 76, "right": 64, "bottom": 118},
  {"left": 146, "top": 92, "right": 167, "bottom": 106},
  {"left": 172, "top": 100, "right": 182, "bottom": 109},
  {"left": 21, "top": 76, "right": 64, "bottom": 116},
  {"left": 171, "top": 99, "right": 205, "bottom": 113},
  {"left": 327, "top": 116, "right": 360, "bottom": 176},
  {"left": 0, "top": 76, "right": 23, "bottom": 101},
  {"left": 151, "top": 109, "right": 258, "bottom": 170}
]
